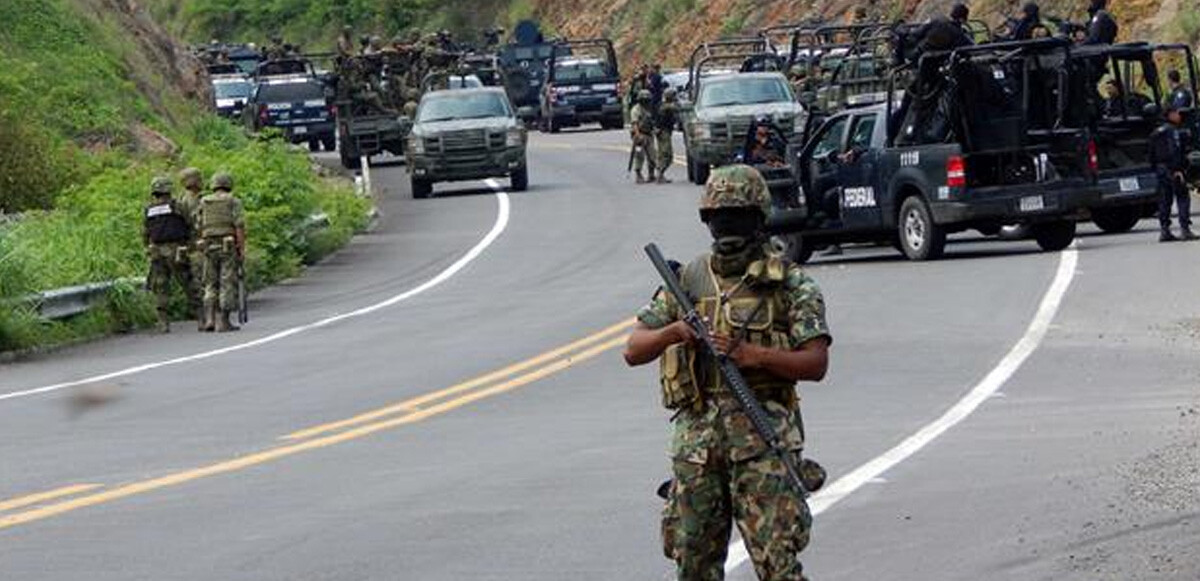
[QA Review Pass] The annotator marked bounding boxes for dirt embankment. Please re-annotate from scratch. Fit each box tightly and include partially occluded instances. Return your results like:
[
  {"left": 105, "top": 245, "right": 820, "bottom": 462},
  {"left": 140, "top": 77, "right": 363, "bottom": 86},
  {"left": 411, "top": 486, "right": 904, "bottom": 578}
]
[{"left": 526, "top": 0, "right": 1181, "bottom": 71}]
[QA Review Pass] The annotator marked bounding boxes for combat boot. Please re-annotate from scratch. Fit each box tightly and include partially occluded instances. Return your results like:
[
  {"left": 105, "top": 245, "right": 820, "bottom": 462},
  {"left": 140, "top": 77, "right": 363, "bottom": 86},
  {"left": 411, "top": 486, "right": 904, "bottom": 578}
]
[
  {"left": 216, "top": 310, "right": 240, "bottom": 333},
  {"left": 1182, "top": 228, "right": 1198, "bottom": 241},
  {"left": 1160, "top": 228, "right": 1178, "bottom": 243},
  {"left": 201, "top": 304, "right": 216, "bottom": 332},
  {"left": 635, "top": 170, "right": 646, "bottom": 184},
  {"left": 656, "top": 170, "right": 672, "bottom": 184}
]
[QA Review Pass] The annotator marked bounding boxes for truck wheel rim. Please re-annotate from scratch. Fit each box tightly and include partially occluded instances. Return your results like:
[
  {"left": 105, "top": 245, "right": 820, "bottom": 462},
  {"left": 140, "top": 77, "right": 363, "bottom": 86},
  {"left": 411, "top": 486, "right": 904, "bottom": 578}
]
[{"left": 905, "top": 209, "right": 926, "bottom": 249}]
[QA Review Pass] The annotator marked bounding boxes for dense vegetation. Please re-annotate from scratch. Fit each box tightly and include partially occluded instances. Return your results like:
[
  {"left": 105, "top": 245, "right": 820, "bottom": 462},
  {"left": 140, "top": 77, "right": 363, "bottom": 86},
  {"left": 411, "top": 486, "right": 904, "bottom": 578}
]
[{"left": 0, "top": 0, "right": 368, "bottom": 352}]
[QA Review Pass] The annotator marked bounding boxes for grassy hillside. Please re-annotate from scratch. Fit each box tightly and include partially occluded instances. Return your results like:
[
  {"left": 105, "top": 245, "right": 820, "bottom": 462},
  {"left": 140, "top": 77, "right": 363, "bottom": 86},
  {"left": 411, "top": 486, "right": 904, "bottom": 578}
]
[
  {"left": 0, "top": 0, "right": 368, "bottom": 352},
  {"left": 140, "top": 0, "right": 1195, "bottom": 70}
]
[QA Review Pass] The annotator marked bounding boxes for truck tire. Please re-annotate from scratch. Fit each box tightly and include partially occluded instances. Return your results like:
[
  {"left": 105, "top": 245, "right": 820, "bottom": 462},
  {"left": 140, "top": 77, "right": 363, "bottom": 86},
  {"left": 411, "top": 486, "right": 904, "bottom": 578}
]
[
  {"left": 1092, "top": 207, "right": 1140, "bottom": 234},
  {"left": 1033, "top": 220, "right": 1076, "bottom": 251},
  {"left": 898, "top": 196, "right": 946, "bottom": 260},
  {"left": 411, "top": 176, "right": 433, "bottom": 199},
  {"left": 785, "top": 234, "right": 815, "bottom": 264},
  {"left": 321, "top": 134, "right": 337, "bottom": 152},
  {"left": 693, "top": 158, "right": 710, "bottom": 185},
  {"left": 686, "top": 153, "right": 696, "bottom": 183},
  {"left": 307, "top": 138, "right": 321, "bottom": 153},
  {"left": 340, "top": 145, "right": 361, "bottom": 170},
  {"left": 510, "top": 166, "right": 529, "bottom": 192}
]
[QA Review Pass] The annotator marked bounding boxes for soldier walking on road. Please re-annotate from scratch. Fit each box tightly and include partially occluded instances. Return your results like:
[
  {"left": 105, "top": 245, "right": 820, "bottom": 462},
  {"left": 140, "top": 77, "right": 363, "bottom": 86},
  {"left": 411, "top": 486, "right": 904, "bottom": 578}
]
[
  {"left": 177, "top": 167, "right": 206, "bottom": 328},
  {"left": 654, "top": 88, "right": 680, "bottom": 184},
  {"left": 1149, "top": 105, "right": 1196, "bottom": 242},
  {"left": 143, "top": 177, "right": 194, "bottom": 334},
  {"left": 630, "top": 90, "right": 658, "bottom": 184},
  {"left": 624, "top": 165, "right": 832, "bottom": 581},
  {"left": 197, "top": 173, "right": 246, "bottom": 332}
]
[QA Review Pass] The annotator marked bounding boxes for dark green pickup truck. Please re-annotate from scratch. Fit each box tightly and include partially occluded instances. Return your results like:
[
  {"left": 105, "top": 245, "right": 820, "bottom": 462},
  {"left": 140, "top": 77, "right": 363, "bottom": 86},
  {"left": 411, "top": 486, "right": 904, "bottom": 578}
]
[{"left": 406, "top": 88, "right": 529, "bottom": 198}]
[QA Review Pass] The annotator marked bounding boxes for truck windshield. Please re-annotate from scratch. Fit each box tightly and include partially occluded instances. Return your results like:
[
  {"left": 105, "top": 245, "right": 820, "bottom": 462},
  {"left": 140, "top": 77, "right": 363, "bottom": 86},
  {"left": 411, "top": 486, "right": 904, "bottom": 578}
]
[
  {"left": 257, "top": 81, "right": 325, "bottom": 103},
  {"left": 215, "top": 81, "right": 251, "bottom": 99},
  {"left": 418, "top": 92, "right": 512, "bottom": 122},
  {"left": 555, "top": 61, "right": 610, "bottom": 81},
  {"left": 698, "top": 77, "right": 793, "bottom": 107}
]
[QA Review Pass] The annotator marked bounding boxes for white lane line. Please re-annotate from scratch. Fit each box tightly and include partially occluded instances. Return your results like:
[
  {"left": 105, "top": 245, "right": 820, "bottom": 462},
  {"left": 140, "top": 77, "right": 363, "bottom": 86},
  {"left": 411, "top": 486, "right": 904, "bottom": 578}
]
[
  {"left": 0, "top": 186, "right": 512, "bottom": 402},
  {"left": 725, "top": 247, "right": 1080, "bottom": 573}
]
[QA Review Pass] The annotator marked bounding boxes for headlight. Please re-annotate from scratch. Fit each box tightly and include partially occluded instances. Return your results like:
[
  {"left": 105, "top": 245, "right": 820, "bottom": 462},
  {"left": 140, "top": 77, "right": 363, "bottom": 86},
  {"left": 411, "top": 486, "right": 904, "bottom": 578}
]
[
  {"left": 506, "top": 128, "right": 524, "bottom": 148},
  {"left": 409, "top": 136, "right": 425, "bottom": 155},
  {"left": 693, "top": 123, "right": 712, "bottom": 140},
  {"left": 792, "top": 115, "right": 806, "bottom": 134}
]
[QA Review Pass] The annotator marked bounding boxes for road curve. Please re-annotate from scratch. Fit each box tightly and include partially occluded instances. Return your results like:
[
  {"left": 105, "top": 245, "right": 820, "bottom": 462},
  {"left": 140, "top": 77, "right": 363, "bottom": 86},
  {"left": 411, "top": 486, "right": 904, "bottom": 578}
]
[{"left": 1, "top": 128, "right": 1198, "bottom": 581}]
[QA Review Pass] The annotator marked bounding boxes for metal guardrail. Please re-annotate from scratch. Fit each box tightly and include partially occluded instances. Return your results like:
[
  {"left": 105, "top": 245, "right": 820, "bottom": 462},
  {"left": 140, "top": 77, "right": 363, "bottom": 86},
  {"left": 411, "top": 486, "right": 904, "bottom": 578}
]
[{"left": 30, "top": 278, "right": 145, "bottom": 320}]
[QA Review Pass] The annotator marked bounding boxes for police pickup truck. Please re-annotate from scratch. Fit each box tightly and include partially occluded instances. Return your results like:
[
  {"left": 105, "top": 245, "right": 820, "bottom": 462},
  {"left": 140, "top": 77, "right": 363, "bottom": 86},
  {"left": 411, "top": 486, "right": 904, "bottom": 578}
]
[
  {"left": 406, "top": 88, "right": 529, "bottom": 198},
  {"left": 540, "top": 39, "right": 624, "bottom": 132},
  {"left": 770, "top": 39, "right": 1101, "bottom": 262},
  {"left": 243, "top": 73, "right": 336, "bottom": 152}
]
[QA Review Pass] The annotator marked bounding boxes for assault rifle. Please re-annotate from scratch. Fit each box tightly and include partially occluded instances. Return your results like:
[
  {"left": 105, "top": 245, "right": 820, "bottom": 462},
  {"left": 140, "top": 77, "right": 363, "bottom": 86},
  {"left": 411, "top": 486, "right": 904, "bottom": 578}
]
[
  {"left": 236, "top": 261, "right": 249, "bottom": 325},
  {"left": 644, "top": 243, "right": 809, "bottom": 498}
]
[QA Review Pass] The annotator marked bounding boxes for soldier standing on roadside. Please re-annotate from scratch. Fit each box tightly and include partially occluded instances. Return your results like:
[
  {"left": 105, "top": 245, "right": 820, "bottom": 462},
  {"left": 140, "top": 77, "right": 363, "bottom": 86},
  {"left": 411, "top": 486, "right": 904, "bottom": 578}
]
[
  {"left": 143, "top": 177, "right": 193, "bottom": 334},
  {"left": 624, "top": 165, "right": 832, "bottom": 581},
  {"left": 197, "top": 173, "right": 246, "bottom": 332},
  {"left": 630, "top": 90, "right": 658, "bottom": 184},
  {"left": 654, "top": 88, "right": 680, "bottom": 184},
  {"left": 177, "top": 167, "right": 205, "bottom": 328}
]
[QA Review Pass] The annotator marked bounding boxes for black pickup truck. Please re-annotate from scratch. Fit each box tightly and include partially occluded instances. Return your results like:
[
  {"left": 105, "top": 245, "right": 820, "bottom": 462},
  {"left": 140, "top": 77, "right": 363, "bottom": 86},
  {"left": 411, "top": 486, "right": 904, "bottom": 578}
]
[
  {"left": 540, "top": 39, "right": 623, "bottom": 132},
  {"left": 771, "top": 39, "right": 1101, "bottom": 262},
  {"left": 1069, "top": 43, "right": 1199, "bottom": 233}
]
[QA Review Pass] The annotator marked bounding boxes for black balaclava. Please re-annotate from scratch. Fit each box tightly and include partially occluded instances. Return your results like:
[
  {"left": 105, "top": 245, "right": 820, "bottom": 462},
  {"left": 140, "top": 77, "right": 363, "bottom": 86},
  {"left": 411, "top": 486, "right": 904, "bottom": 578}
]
[{"left": 704, "top": 208, "right": 766, "bottom": 276}]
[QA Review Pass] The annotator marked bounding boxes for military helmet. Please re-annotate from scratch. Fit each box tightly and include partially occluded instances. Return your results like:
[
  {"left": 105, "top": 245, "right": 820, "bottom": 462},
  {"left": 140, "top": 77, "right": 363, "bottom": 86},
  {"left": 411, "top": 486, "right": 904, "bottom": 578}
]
[
  {"left": 150, "top": 175, "right": 173, "bottom": 195},
  {"left": 664, "top": 87, "right": 677, "bottom": 101},
  {"left": 699, "top": 165, "right": 771, "bottom": 219},
  {"left": 211, "top": 172, "right": 234, "bottom": 191},
  {"left": 178, "top": 167, "right": 202, "bottom": 188},
  {"left": 369, "top": 35, "right": 383, "bottom": 49}
]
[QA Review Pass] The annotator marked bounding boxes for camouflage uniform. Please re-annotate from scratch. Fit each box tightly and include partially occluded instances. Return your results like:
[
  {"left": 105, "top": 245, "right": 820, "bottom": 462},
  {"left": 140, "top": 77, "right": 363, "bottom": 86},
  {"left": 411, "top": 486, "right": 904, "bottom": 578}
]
[
  {"left": 197, "top": 173, "right": 246, "bottom": 332},
  {"left": 143, "top": 176, "right": 194, "bottom": 333},
  {"left": 636, "top": 165, "right": 831, "bottom": 580},
  {"left": 177, "top": 167, "right": 205, "bottom": 326},
  {"left": 655, "top": 89, "right": 680, "bottom": 183},
  {"left": 630, "top": 90, "right": 657, "bottom": 184}
]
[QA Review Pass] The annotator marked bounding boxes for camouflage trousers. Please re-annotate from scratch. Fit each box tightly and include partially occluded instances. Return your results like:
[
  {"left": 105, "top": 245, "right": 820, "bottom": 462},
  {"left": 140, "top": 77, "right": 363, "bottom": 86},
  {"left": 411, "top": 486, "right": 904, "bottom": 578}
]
[
  {"left": 200, "top": 237, "right": 239, "bottom": 311},
  {"left": 634, "top": 134, "right": 657, "bottom": 174},
  {"left": 655, "top": 130, "right": 674, "bottom": 175},
  {"left": 147, "top": 243, "right": 193, "bottom": 313}
]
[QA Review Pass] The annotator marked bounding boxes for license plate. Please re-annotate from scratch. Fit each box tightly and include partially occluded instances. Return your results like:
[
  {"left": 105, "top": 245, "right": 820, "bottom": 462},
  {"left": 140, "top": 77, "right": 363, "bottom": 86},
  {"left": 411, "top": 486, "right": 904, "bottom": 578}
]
[
  {"left": 292, "top": 125, "right": 307, "bottom": 135},
  {"left": 1119, "top": 177, "right": 1140, "bottom": 192},
  {"left": 1019, "top": 195, "right": 1045, "bottom": 212}
]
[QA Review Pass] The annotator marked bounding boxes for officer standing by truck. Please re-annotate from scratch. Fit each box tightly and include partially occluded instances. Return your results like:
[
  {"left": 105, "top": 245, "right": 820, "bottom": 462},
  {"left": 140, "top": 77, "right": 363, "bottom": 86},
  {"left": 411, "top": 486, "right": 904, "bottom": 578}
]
[
  {"left": 143, "top": 176, "right": 193, "bottom": 334},
  {"left": 653, "top": 88, "right": 679, "bottom": 184},
  {"left": 1149, "top": 105, "right": 1196, "bottom": 242}
]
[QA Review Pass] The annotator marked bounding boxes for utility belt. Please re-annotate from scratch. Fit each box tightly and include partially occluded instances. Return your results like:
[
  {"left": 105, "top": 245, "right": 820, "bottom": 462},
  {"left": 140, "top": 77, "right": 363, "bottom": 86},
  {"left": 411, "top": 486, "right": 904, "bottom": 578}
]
[
  {"left": 197, "top": 235, "right": 237, "bottom": 253},
  {"left": 149, "top": 241, "right": 191, "bottom": 264}
]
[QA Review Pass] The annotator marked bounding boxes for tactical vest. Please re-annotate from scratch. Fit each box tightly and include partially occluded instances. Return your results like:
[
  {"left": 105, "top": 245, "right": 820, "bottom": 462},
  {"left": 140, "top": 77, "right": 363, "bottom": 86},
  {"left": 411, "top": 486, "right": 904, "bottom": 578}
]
[
  {"left": 656, "top": 104, "right": 678, "bottom": 132},
  {"left": 660, "top": 254, "right": 796, "bottom": 411},
  {"left": 145, "top": 200, "right": 190, "bottom": 244},
  {"left": 633, "top": 106, "right": 655, "bottom": 134},
  {"left": 199, "top": 194, "right": 237, "bottom": 238}
]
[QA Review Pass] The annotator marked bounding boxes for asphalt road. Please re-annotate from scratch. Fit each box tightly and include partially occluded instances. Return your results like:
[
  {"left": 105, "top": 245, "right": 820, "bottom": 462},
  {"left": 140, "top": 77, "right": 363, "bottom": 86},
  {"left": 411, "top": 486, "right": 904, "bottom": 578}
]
[{"left": 2, "top": 128, "right": 1198, "bottom": 580}]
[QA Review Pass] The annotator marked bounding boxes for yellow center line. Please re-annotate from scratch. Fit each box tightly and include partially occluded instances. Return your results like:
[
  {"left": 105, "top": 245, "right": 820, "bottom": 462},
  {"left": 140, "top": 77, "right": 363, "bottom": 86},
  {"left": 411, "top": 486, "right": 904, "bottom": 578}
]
[
  {"left": 0, "top": 484, "right": 103, "bottom": 513},
  {"left": 0, "top": 325, "right": 631, "bottom": 532},
  {"left": 282, "top": 319, "right": 633, "bottom": 441}
]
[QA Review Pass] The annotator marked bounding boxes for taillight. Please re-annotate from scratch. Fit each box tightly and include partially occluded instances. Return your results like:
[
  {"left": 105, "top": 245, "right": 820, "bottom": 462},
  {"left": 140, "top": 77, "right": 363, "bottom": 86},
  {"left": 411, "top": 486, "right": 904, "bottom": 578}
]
[
  {"left": 1087, "top": 140, "right": 1099, "bottom": 173},
  {"left": 258, "top": 104, "right": 269, "bottom": 124},
  {"left": 947, "top": 155, "right": 966, "bottom": 187}
]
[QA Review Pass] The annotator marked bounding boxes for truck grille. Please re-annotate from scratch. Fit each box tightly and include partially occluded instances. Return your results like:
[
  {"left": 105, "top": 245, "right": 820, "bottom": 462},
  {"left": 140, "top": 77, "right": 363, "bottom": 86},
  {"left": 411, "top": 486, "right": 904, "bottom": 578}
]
[{"left": 441, "top": 129, "right": 486, "bottom": 152}]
